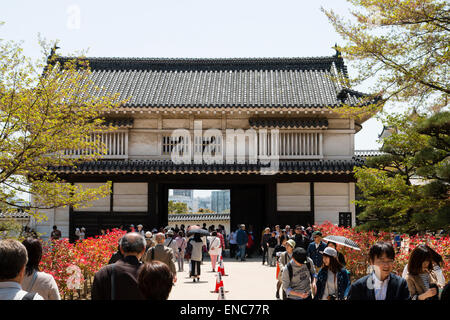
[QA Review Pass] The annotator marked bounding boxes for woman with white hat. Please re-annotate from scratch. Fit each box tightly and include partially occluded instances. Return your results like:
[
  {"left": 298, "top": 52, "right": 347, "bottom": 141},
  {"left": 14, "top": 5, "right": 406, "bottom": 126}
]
[
  {"left": 314, "top": 247, "right": 350, "bottom": 300},
  {"left": 276, "top": 239, "right": 295, "bottom": 299}
]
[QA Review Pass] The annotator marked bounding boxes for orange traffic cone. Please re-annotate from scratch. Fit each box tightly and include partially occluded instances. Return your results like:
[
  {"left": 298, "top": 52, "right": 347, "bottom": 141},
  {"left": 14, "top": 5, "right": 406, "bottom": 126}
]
[
  {"left": 214, "top": 272, "right": 224, "bottom": 293},
  {"left": 219, "top": 256, "right": 227, "bottom": 276},
  {"left": 218, "top": 286, "right": 226, "bottom": 300},
  {"left": 217, "top": 257, "right": 223, "bottom": 274}
]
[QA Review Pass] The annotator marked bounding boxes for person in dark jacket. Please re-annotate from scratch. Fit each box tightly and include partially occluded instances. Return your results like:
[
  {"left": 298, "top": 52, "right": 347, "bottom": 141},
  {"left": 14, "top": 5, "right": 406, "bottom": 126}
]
[
  {"left": 347, "top": 242, "right": 410, "bottom": 300},
  {"left": 314, "top": 247, "right": 350, "bottom": 300},
  {"left": 235, "top": 224, "right": 248, "bottom": 261},
  {"left": 294, "top": 226, "right": 310, "bottom": 251},
  {"left": 261, "top": 228, "right": 271, "bottom": 265},
  {"left": 108, "top": 244, "right": 124, "bottom": 264},
  {"left": 307, "top": 231, "right": 327, "bottom": 270},
  {"left": 267, "top": 231, "right": 278, "bottom": 267},
  {"left": 92, "top": 233, "right": 146, "bottom": 300}
]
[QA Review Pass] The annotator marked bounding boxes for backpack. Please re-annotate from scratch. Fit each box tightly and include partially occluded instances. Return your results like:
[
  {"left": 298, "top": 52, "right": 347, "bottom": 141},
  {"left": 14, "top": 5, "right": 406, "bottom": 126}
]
[
  {"left": 21, "top": 292, "right": 36, "bottom": 300},
  {"left": 287, "top": 260, "right": 314, "bottom": 282},
  {"left": 185, "top": 239, "right": 193, "bottom": 257}
]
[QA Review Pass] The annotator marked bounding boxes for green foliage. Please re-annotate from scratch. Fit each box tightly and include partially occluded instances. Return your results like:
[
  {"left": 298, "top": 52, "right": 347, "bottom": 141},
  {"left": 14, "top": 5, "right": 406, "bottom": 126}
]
[
  {"left": 196, "top": 207, "right": 215, "bottom": 214},
  {"left": 168, "top": 200, "right": 189, "bottom": 214},
  {"left": 323, "top": 0, "right": 449, "bottom": 113},
  {"left": 355, "top": 111, "right": 450, "bottom": 233},
  {"left": 0, "top": 218, "right": 23, "bottom": 240},
  {"left": 0, "top": 31, "right": 126, "bottom": 235}
]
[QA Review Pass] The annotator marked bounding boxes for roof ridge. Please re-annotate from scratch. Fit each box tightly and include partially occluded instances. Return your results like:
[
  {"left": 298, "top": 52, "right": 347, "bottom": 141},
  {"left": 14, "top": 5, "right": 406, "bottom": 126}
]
[
  {"left": 57, "top": 55, "right": 340, "bottom": 61},
  {"left": 54, "top": 55, "right": 347, "bottom": 72}
]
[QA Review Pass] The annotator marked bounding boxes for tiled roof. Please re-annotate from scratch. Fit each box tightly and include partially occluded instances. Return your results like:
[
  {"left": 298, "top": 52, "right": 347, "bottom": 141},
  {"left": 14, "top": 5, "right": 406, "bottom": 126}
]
[
  {"left": 55, "top": 55, "right": 380, "bottom": 108},
  {"left": 249, "top": 118, "right": 328, "bottom": 129},
  {"left": 101, "top": 118, "right": 134, "bottom": 128},
  {"left": 354, "top": 150, "right": 385, "bottom": 157},
  {"left": 0, "top": 210, "right": 30, "bottom": 219},
  {"left": 50, "top": 159, "right": 363, "bottom": 175},
  {"left": 168, "top": 213, "right": 230, "bottom": 222}
]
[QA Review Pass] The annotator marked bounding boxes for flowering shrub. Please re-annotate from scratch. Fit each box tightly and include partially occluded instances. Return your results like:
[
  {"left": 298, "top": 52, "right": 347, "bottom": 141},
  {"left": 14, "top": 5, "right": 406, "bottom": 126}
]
[
  {"left": 315, "top": 221, "right": 450, "bottom": 281},
  {"left": 39, "top": 229, "right": 126, "bottom": 299}
]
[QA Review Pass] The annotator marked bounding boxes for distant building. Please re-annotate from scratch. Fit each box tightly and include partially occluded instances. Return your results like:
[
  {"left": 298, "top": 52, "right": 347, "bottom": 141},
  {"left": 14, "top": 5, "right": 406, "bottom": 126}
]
[
  {"left": 169, "top": 189, "right": 194, "bottom": 212},
  {"left": 195, "top": 197, "right": 211, "bottom": 212},
  {"left": 211, "top": 190, "right": 230, "bottom": 214}
]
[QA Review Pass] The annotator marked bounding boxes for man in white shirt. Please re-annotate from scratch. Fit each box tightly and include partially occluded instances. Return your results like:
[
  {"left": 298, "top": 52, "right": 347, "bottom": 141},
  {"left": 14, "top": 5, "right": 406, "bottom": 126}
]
[{"left": 0, "top": 239, "right": 43, "bottom": 300}]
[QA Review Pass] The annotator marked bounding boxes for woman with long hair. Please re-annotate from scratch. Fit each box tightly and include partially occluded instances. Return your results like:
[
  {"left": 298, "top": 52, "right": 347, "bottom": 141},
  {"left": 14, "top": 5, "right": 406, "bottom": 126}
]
[
  {"left": 405, "top": 244, "right": 440, "bottom": 300},
  {"left": 21, "top": 238, "right": 61, "bottom": 300},
  {"left": 189, "top": 233, "right": 204, "bottom": 282},
  {"left": 326, "top": 241, "right": 346, "bottom": 267},
  {"left": 314, "top": 247, "right": 350, "bottom": 300},
  {"left": 402, "top": 244, "right": 445, "bottom": 287},
  {"left": 207, "top": 231, "right": 222, "bottom": 272}
]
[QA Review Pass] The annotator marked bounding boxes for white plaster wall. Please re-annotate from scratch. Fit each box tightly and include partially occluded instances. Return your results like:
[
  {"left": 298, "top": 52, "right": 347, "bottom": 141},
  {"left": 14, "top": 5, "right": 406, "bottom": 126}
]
[
  {"left": 277, "top": 183, "right": 310, "bottom": 211},
  {"left": 113, "top": 182, "right": 148, "bottom": 212},
  {"left": 133, "top": 118, "right": 158, "bottom": 129},
  {"left": 196, "top": 119, "right": 222, "bottom": 129},
  {"left": 162, "top": 119, "right": 190, "bottom": 129},
  {"left": 34, "top": 208, "right": 54, "bottom": 240},
  {"left": 128, "top": 131, "right": 159, "bottom": 156},
  {"left": 314, "top": 182, "right": 351, "bottom": 225},
  {"left": 322, "top": 133, "right": 352, "bottom": 157},
  {"left": 31, "top": 191, "right": 70, "bottom": 239},
  {"left": 33, "top": 207, "right": 70, "bottom": 240},
  {"left": 314, "top": 182, "right": 354, "bottom": 224},
  {"left": 73, "top": 182, "right": 111, "bottom": 212},
  {"left": 328, "top": 119, "right": 350, "bottom": 129},
  {"left": 121, "top": 114, "right": 357, "bottom": 160}
]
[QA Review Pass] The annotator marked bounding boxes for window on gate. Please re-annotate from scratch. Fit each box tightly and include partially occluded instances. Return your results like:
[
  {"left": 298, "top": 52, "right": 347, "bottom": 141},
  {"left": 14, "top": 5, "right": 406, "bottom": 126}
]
[{"left": 339, "top": 212, "right": 352, "bottom": 227}]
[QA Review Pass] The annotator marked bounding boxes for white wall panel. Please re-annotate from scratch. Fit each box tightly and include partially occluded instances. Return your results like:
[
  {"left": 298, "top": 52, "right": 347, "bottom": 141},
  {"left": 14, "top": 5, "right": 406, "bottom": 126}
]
[
  {"left": 113, "top": 183, "right": 148, "bottom": 212},
  {"left": 277, "top": 183, "right": 310, "bottom": 211},
  {"left": 74, "top": 183, "right": 111, "bottom": 212},
  {"left": 314, "top": 183, "right": 351, "bottom": 226}
]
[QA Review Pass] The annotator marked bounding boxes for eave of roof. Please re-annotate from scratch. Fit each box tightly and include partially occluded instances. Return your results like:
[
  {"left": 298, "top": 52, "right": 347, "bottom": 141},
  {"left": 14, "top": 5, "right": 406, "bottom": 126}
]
[
  {"left": 168, "top": 213, "right": 230, "bottom": 221},
  {"left": 49, "top": 159, "right": 364, "bottom": 175}
]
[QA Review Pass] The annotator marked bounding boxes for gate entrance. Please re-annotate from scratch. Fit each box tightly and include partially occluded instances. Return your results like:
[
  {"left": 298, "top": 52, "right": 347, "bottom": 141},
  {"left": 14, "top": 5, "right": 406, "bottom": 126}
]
[{"left": 159, "top": 184, "right": 266, "bottom": 248}]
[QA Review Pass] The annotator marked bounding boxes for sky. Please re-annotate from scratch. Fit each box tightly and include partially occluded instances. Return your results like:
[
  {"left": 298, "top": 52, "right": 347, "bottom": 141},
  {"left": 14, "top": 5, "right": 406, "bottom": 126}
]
[{"left": 0, "top": 0, "right": 384, "bottom": 151}]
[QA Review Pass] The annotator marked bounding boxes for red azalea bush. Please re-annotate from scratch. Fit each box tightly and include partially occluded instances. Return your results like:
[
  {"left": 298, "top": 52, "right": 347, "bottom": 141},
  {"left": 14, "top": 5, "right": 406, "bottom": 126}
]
[
  {"left": 39, "top": 228, "right": 126, "bottom": 299},
  {"left": 315, "top": 221, "right": 450, "bottom": 281}
]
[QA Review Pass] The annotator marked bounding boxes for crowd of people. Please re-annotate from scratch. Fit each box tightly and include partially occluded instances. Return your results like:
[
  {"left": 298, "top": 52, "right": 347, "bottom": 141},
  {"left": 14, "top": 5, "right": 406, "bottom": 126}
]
[{"left": 0, "top": 222, "right": 449, "bottom": 301}]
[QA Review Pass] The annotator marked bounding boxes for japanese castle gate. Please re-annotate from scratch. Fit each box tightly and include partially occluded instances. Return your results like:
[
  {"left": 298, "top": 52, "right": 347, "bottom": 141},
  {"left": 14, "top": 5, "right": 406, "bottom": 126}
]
[{"left": 35, "top": 52, "right": 378, "bottom": 242}]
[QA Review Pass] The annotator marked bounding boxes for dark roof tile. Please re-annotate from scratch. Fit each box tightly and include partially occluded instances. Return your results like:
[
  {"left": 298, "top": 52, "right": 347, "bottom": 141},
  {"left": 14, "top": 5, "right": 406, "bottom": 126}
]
[{"left": 55, "top": 56, "right": 379, "bottom": 108}]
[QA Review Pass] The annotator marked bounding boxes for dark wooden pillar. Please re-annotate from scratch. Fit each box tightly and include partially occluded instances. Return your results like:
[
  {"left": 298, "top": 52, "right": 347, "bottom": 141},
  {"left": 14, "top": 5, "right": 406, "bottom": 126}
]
[
  {"left": 148, "top": 182, "right": 159, "bottom": 229},
  {"left": 265, "top": 182, "right": 277, "bottom": 228},
  {"left": 158, "top": 183, "right": 169, "bottom": 228},
  {"left": 69, "top": 205, "right": 74, "bottom": 242},
  {"left": 68, "top": 181, "right": 75, "bottom": 242},
  {"left": 310, "top": 182, "right": 315, "bottom": 225}
]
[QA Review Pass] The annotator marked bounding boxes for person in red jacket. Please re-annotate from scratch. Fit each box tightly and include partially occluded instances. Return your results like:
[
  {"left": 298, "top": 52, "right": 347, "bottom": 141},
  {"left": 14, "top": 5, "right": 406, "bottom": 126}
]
[
  {"left": 246, "top": 232, "right": 255, "bottom": 258},
  {"left": 216, "top": 229, "right": 225, "bottom": 258}
]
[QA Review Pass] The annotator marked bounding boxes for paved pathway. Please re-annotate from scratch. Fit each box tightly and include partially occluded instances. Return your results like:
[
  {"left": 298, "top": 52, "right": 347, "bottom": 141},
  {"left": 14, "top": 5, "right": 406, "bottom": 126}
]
[{"left": 169, "top": 256, "right": 278, "bottom": 300}]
